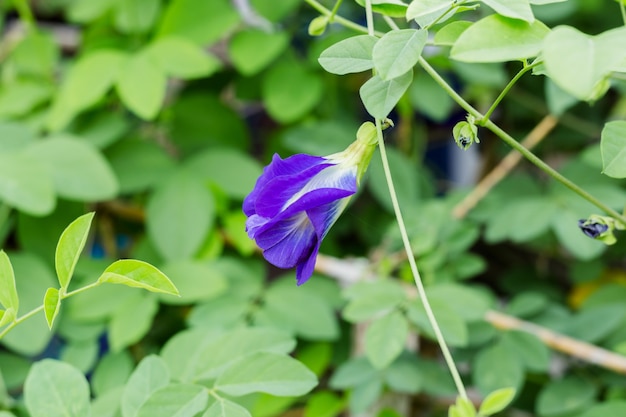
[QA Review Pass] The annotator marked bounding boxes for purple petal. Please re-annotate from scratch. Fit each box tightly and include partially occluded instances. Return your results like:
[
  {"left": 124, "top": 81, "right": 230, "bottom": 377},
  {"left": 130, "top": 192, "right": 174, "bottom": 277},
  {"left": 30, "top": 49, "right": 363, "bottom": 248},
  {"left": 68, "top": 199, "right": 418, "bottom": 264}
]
[
  {"left": 243, "top": 154, "right": 325, "bottom": 216},
  {"left": 254, "top": 163, "right": 331, "bottom": 218},
  {"left": 255, "top": 164, "right": 357, "bottom": 218},
  {"left": 256, "top": 213, "right": 317, "bottom": 269}
]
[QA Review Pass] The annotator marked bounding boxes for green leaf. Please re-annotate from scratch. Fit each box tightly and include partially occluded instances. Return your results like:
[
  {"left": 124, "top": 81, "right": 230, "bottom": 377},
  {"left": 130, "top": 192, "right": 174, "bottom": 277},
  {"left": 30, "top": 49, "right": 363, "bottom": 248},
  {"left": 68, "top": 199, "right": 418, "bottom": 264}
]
[
  {"left": 451, "top": 15, "right": 549, "bottom": 62},
  {"left": 373, "top": 29, "right": 427, "bottom": 80},
  {"left": 193, "top": 327, "right": 296, "bottom": 380},
  {"left": 330, "top": 357, "right": 377, "bottom": 389},
  {"left": 106, "top": 139, "right": 176, "bottom": 194},
  {"left": 579, "top": 402, "right": 626, "bottom": 417},
  {"left": 2, "top": 254, "right": 56, "bottom": 355},
  {"left": 114, "top": 0, "right": 161, "bottom": 34},
  {"left": 25, "top": 136, "right": 119, "bottom": 201},
  {"left": 368, "top": 148, "right": 421, "bottom": 211},
  {"left": 0, "top": 80, "right": 53, "bottom": 118},
  {"left": 136, "top": 383, "right": 208, "bottom": 417},
  {"left": 500, "top": 330, "right": 550, "bottom": 372},
  {"left": 304, "top": 391, "right": 344, "bottom": 417},
  {"left": 480, "top": 0, "right": 534, "bottom": 22},
  {"left": 365, "top": 311, "right": 408, "bottom": 369},
  {"left": 91, "top": 387, "right": 123, "bottom": 417},
  {"left": 60, "top": 340, "right": 99, "bottom": 374},
  {"left": 434, "top": 21, "right": 472, "bottom": 46},
  {"left": 426, "top": 283, "right": 491, "bottom": 322},
  {"left": 146, "top": 169, "right": 215, "bottom": 260},
  {"left": 159, "top": 261, "right": 227, "bottom": 305},
  {"left": 67, "top": 0, "right": 115, "bottom": 22},
  {"left": 47, "top": 50, "right": 126, "bottom": 131},
  {"left": 479, "top": 388, "right": 516, "bottom": 416},
  {"left": 98, "top": 259, "right": 179, "bottom": 295},
  {"left": 24, "top": 359, "right": 90, "bottom": 417},
  {"left": 116, "top": 52, "right": 167, "bottom": 120},
  {"left": 343, "top": 280, "right": 406, "bottom": 322},
  {"left": 184, "top": 148, "right": 263, "bottom": 200},
  {"left": 257, "top": 279, "right": 339, "bottom": 340},
  {"left": 543, "top": 26, "right": 626, "bottom": 100},
  {"left": 0, "top": 251, "right": 18, "bottom": 313},
  {"left": 601, "top": 121, "right": 626, "bottom": 178},
  {"left": 355, "top": 0, "right": 408, "bottom": 17},
  {"left": 147, "top": 36, "right": 221, "bottom": 79},
  {"left": 203, "top": 399, "right": 252, "bottom": 417},
  {"left": 406, "top": 0, "right": 455, "bottom": 27},
  {"left": 43, "top": 288, "right": 61, "bottom": 329},
  {"left": 472, "top": 341, "right": 524, "bottom": 395},
  {"left": 536, "top": 377, "right": 597, "bottom": 417},
  {"left": 91, "top": 350, "right": 134, "bottom": 396},
  {"left": 0, "top": 308, "right": 14, "bottom": 328},
  {"left": 121, "top": 355, "right": 170, "bottom": 417},
  {"left": 157, "top": 0, "right": 240, "bottom": 45},
  {"left": 406, "top": 299, "right": 468, "bottom": 347},
  {"left": 0, "top": 152, "right": 55, "bottom": 215},
  {"left": 55, "top": 212, "right": 94, "bottom": 290},
  {"left": 108, "top": 293, "right": 159, "bottom": 352},
  {"left": 383, "top": 355, "right": 422, "bottom": 393},
  {"left": 215, "top": 352, "right": 317, "bottom": 397},
  {"left": 566, "top": 304, "right": 626, "bottom": 343},
  {"left": 359, "top": 70, "right": 413, "bottom": 119},
  {"left": 229, "top": 30, "right": 289, "bottom": 76},
  {"left": 505, "top": 292, "right": 549, "bottom": 318},
  {"left": 318, "top": 35, "right": 378, "bottom": 75},
  {"left": 262, "top": 57, "right": 323, "bottom": 123}
]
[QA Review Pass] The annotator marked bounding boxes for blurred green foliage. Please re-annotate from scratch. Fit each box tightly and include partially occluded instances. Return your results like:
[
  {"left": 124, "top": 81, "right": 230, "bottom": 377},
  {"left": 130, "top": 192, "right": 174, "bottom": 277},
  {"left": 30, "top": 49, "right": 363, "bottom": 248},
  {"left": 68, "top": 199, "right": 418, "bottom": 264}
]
[{"left": 0, "top": 0, "right": 625, "bottom": 416}]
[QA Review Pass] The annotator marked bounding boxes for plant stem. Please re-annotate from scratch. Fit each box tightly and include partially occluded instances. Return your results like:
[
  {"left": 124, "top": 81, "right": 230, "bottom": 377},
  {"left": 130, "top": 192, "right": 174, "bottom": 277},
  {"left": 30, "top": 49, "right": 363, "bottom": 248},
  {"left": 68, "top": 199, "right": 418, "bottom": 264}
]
[
  {"left": 374, "top": 119, "right": 468, "bottom": 399},
  {"left": 365, "top": 0, "right": 467, "bottom": 400},
  {"left": 329, "top": 0, "right": 344, "bottom": 22},
  {"left": 12, "top": 0, "right": 36, "bottom": 30},
  {"left": 620, "top": 0, "right": 626, "bottom": 26},
  {"left": 418, "top": 56, "right": 626, "bottom": 226},
  {"left": 304, "top": 0, "right": 373, "bottom": 34},
  {"left": 480, "top": 61, "right": 541, "bottom": 124},
  {"left": 0, "top": 281, "right": 101, "bottom": 340}
]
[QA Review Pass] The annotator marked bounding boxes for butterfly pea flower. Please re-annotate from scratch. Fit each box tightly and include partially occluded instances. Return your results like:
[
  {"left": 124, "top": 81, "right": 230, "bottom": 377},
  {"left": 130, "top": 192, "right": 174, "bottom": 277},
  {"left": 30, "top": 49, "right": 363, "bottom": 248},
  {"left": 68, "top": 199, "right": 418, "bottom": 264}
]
[
  {"left": 578, "top": 214, "right": 624, "bottom": 245},
  {"left": 244, "top": 122, "right": 378, "bottom": 285}
]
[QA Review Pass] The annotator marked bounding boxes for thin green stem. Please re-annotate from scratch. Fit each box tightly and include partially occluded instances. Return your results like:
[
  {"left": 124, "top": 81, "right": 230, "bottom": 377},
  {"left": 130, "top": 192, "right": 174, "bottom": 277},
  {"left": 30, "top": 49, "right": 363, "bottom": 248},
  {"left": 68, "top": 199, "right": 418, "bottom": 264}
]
[
  {"left": 304, "top": 0, "right": 372, "bottom": 34},
  {"left": 374, "top": 120, "right": 468, "bottom": 399},
  {"left": 418, "top": 56, "right": 626, "bottom": 226},
  {"left": 365, "top": 0, "right": 467, "bottom": 400},
  {"left": 383, "top": 15, "right": 400, "bottom": 31},
  {"left": 620, "top": 0, "right": 626, "bottom": 26},
  {"left": 480, "top": 61, "right": 541, "bottom": 124},
  {"left": 12, "top": 0, "right": 36, "bottom": 30},
  {"left": 329, "top": 0, "right": 344, "bottom": 22},
  {"left": 365, "top": 0, "right": 375, "bottom": 36},
  {"left": 0, "top": 281, "right": 102, "bottom": 340}
]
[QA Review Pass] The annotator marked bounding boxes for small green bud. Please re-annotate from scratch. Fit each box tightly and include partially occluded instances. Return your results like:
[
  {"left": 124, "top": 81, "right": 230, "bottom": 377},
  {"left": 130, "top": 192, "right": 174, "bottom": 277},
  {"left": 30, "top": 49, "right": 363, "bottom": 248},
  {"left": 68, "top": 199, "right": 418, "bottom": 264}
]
[
  {"left": 578, "top": 214, "right": 624, "bottom": 245},
  {"left": 308, "top": 15, "right": 329, "bottom": 36},
  {"left": 453, "top": 115, "right": 479, "bottom": 150}
]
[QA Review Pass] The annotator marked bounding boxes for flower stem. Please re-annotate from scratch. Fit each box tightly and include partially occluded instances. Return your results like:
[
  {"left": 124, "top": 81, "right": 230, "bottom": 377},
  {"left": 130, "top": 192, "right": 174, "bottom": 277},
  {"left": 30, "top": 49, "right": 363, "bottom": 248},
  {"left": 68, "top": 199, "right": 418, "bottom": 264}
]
[
  {"left": 620, "top": 0, "right": 626, "bottom": 26},
  {"left": 418, "top": 56, "right": 626, "bottom": 226},
  {"left": 12, "top": 0, "right": 37, "bottom": 30},
  {"left": 366, "top": 0, "right": 467, "bottom": 400},
  {"left": 329, "top": 0, "right": 344, "bottom": 22},
  {"left": 480, "top": 61, "right": 541, "bottom": 125},
  {"left": 374, "top": 119, "right": 468, "bottom": 399}
]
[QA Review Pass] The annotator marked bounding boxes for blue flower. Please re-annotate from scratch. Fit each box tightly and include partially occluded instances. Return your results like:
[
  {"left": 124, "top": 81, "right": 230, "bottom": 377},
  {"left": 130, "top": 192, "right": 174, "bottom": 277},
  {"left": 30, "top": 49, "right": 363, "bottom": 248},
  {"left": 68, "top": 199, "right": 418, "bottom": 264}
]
[
  {"left": 244, "top": 123, "right": 378, "bottom": 285},
  {"left": 577, "top": 219, "right": 608, "bottom": 239}
]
